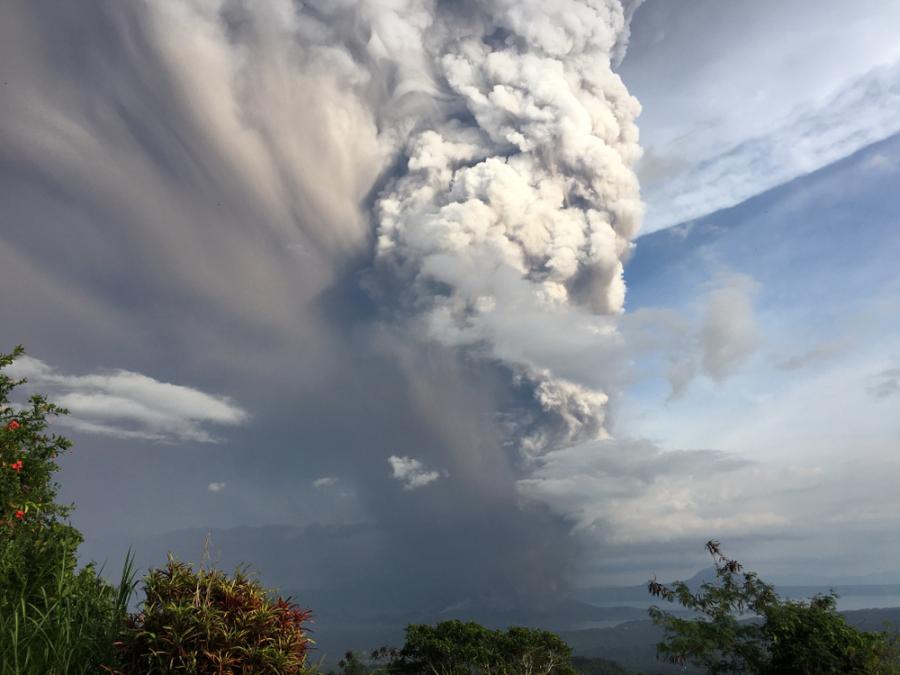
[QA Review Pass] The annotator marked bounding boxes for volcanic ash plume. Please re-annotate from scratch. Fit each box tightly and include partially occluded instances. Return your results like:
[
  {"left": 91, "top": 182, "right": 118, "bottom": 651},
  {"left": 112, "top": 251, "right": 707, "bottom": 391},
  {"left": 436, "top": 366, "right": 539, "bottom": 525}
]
[
  {"left": 0, "top": 0, "right": 645, "bottom": 604},
  {"left": 374, "top": 0, "right": 644, "bottom": 456}
]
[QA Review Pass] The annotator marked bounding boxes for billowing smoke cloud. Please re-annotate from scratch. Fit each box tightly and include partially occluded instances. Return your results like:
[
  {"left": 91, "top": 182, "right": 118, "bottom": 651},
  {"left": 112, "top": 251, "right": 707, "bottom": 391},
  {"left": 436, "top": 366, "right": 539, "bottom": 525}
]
[
  {"left": 372, "top": 0, "right": 644, "bottom": 456},
  {"left": 0, "top": 0, "right": 645, "bottom": 607}
]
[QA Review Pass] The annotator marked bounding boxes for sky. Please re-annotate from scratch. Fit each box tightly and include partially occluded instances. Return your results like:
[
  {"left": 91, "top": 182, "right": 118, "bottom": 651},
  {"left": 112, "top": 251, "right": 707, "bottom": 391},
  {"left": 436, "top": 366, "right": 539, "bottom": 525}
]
[{"left": 1, "top": 0, "right": 899, "bottom": 603}]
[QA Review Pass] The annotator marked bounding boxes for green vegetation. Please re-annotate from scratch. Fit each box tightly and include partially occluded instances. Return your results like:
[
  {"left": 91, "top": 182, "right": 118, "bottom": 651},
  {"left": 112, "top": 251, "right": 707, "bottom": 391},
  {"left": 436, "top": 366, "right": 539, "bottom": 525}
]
[
  {"left": 326, "top": 646, "right": 634, "bottom": 675},
  {"left": 326, "top": 622, "right": 584, "bottom": 674},
  {"left": 1, "top": 346, "right": 136, "bottom": 674},
  {"left": 0, "top": 551, "right": 135, "bottom": 675},
  {"left": 112, "top": 558, "right": 313, "bottom": 674},
  {"left": 649, "top": 540, "right": 900, "bottom": 674},
  {"left": 1, "top": 346, "right": 81, "bottom": 604},
  {"left": 385, "top": 620, "right": 578, "bottom": 674}
]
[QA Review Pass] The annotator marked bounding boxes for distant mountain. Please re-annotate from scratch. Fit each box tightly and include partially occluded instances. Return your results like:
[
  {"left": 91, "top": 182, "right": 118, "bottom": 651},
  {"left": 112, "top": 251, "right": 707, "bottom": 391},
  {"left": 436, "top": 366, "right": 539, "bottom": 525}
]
[
  {"left": 841, "top": 606, "right": 900, "bottom": 632},
  {"left": 563, "top": 620, "right": 696, "bottom": 675},
  {"left": 577, "top": 567, "right": 717, "bottom": 605},
  {"left": 80, "top": 523, "right": 381, "bottom": 596},
  {"left": 771, "top": 570, "right": 900, "bottom": 587}
]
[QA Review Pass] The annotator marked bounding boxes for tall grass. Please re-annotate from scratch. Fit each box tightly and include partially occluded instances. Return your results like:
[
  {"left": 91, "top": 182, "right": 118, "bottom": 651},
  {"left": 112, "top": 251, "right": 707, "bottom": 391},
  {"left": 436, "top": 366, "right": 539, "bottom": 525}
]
[{"left": 0, "top": 549, "right": 137, "bottom": 675}]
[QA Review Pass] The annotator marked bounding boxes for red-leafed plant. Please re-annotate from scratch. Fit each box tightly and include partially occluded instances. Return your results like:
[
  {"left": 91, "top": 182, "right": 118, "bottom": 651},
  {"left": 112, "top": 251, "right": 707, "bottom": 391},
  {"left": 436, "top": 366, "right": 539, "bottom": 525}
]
[{"left": 111, "top": 557, "right": 315, "bottom": 674}]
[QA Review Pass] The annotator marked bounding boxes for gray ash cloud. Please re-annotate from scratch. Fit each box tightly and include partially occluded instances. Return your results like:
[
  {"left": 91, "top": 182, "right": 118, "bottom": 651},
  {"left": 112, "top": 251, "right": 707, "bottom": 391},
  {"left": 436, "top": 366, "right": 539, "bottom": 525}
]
[{"left": 0, "top": 0, "right": 644, "bottom": 606}]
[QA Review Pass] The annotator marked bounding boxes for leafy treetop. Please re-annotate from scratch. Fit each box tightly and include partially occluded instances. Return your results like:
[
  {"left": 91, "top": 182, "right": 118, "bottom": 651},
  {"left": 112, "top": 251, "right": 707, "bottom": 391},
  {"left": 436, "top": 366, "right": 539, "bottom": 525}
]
[
  {"left": 648, "top": 540, "right": 900, "bottom": 674},
  {"left": 384, "top": 620, "right": 577, "bottom": 675}
]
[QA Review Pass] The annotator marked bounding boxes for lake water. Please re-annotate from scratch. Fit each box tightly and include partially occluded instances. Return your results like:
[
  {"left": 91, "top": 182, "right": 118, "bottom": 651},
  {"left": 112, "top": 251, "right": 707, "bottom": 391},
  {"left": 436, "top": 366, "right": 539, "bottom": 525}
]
[
  {"left": 825, "top": 594, "right": 900, "bottom": 611},
  {"left": 582, "top": 593, "right": 900, "bottom": 616}
]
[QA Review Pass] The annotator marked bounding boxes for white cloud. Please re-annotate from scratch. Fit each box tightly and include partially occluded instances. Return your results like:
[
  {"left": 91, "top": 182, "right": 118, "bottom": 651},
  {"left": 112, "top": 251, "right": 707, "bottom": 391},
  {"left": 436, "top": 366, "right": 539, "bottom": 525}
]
[
  {"left": 388, "top": 455, "right": 443, "bottom": 491},
  {"left": 595, "top": 315, "right": 900, "bottom": 578},
  {"left": 640, "top": 62, "right": 900, "bottom": 232},
  {"left": 313, "top": 476, "right": 338, "bottom": 488},
  {"left": 623, "top": 0, "right": 900, "bottom": 233},
  {"left": 517, "top": 437, "right": 820, "bottom": 545},
  {"left": 7, "top": 356, "right": 248, "bottom": 443},
  {"left": 207, "top": 482, "right": 227, "bottom": 493},
  {"left": 622, "top": 273, "right": 760, "bottom": 398},
  {"left": 628, "top": 333, "right": 900, "bottom": 467}
]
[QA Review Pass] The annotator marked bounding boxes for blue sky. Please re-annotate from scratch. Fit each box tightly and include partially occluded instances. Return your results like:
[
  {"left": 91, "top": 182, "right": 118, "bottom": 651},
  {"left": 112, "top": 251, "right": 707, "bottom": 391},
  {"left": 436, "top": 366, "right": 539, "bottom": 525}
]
[
  {"left": 563, "top": 133, "right": 900, "bottom": 583},
  {"left": 1, "top": 0, "right": 899, "bottom": 597}
]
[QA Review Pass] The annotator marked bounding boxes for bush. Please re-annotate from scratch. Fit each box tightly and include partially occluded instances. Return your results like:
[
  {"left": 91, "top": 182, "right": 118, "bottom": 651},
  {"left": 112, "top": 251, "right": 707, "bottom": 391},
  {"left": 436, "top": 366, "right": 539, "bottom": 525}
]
[
  {"left": 0, "top": 346, "right": 136, "bottom": 674},
  {"left": 648, "top": 540, "right": 900, "bottom": 674},
  {"left": 385, "top": 620, "right": 577, "bottom": 674},
  {"left": 112, "top": 557, "right": 315, "bottom": 674}
]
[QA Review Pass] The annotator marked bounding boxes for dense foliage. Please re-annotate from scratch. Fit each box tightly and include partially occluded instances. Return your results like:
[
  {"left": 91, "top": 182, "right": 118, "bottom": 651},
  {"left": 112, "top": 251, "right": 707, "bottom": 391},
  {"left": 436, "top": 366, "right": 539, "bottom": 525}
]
[
  {"left": 1, "top": 346, "right": 81, "bottom": 604},
  {"left": 648, "top": 540, "right": 900, "bottom": 674},
  {"left": 112, "top": 558, "right": 314, "bottom": 674},
  {"left": 384, "top": 620, "right": 578, "bottom": 675},
  {"left": 327, "top": 647, "right": 629, "bottom": 675},
  {"left": 0, "top": 347, "right": 135, "bottom": 674}
]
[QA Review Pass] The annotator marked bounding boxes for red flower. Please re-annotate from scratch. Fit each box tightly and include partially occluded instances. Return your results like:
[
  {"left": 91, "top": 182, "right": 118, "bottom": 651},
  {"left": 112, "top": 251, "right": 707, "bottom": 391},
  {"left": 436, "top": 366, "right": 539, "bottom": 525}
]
[
  {"left": 6, "top": 420, "right": 20, "bottom": 431},
  {"left": 10, "top": 460, "right": 23, "bottom": 473},
  {"left": 14, "top": 510, "right": 24, "bottom": 520}
]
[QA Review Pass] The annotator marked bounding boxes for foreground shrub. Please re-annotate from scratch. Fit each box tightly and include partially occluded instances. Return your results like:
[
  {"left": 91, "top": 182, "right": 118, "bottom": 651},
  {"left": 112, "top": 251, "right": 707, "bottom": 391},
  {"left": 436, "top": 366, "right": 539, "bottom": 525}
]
[
  {"left": 112, "top": 558, "right": 314, "bottom": 674},
  {"left": 0, "top": 554, "right": 135, "bottom": 675},
  {"left": 1, "top": 347, "right": 81, "bottom": 606},
  {"left": 648, "top": 540, "right": 900, "bottom": 674},
  {"left": 0, "top": 347, "right": 136, "bottom": 674}
]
